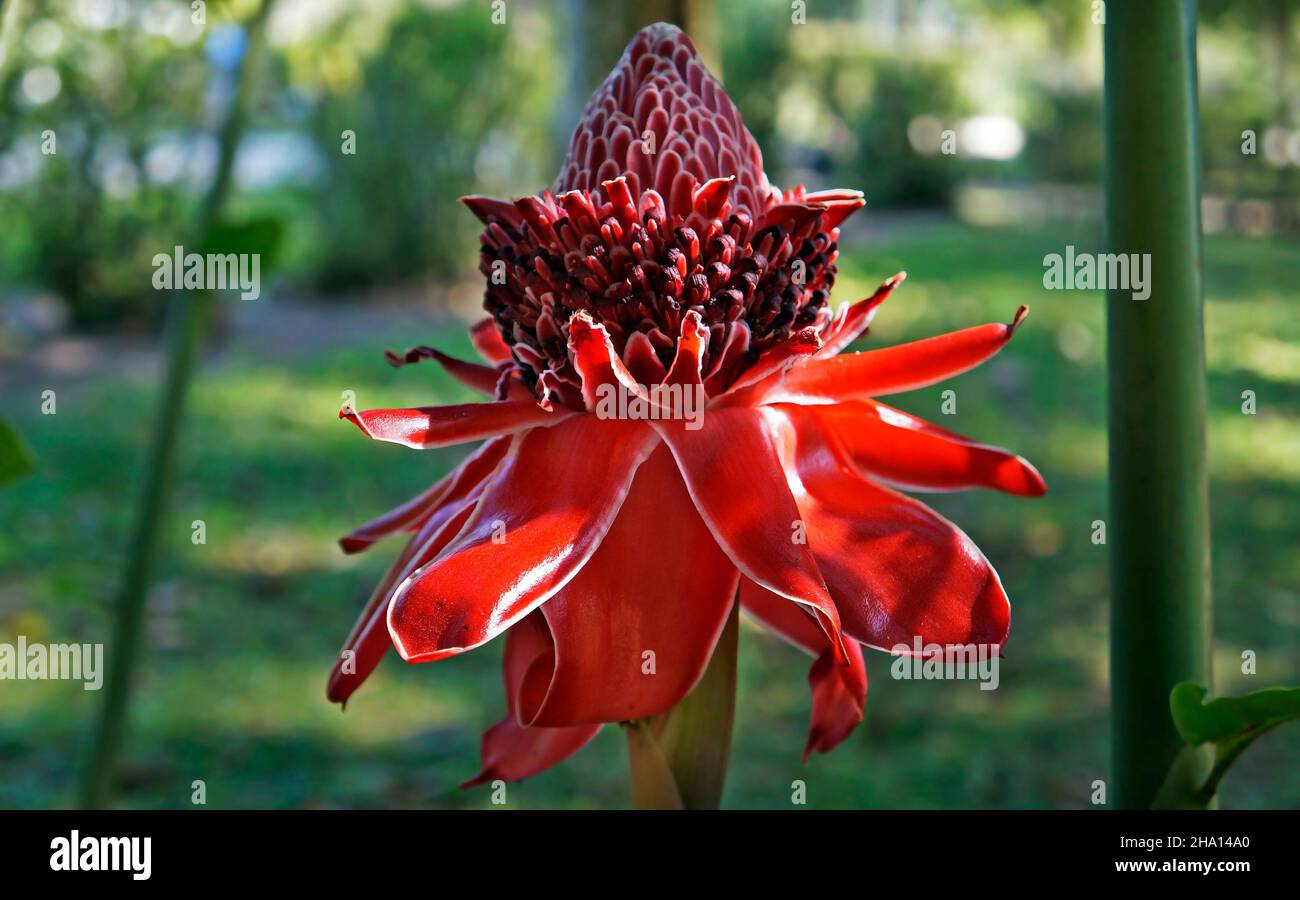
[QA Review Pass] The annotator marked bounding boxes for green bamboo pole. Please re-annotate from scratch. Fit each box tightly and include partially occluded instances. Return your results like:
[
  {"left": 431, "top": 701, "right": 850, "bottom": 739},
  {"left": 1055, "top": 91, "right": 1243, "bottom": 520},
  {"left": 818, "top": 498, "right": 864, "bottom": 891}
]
[
  {"left": 1103, "top": 1, "right": 1212, "bottom": 809},
  {"left": 81, "top": 1, "right": 275, "bottom": 808}
]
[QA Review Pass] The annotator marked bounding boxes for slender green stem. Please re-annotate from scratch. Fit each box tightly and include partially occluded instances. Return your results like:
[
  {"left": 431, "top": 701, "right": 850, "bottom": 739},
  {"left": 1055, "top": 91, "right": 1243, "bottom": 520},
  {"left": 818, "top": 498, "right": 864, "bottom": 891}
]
[
  {"left": 81, "top": 292, "right": 213, "bottom": 809},
  {"left": 80, "top": 1, "right": 275, "bottom": 808},
  {"left": 626, "top": 600, "right": 739, "bottom": 809},
  {"left": 625, "top": 721, "right": 684, "bottom": 810},
  {"left": 1103, "top": 1, "right": 1212, "bottom": 809}
]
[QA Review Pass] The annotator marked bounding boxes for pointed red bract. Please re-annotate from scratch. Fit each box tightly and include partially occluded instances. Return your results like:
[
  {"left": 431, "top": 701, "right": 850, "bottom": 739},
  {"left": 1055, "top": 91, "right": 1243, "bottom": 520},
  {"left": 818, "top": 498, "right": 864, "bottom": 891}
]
[
  {"left": 811, "top": 400, "right": 1047, "bottom": 497},
  {"left": 567, "top": 312, "right": 655, "bottom": 412},
  {"left": 386, "top": 345, "right": 525, "bottom": 400},
  {"left": 341, "top": 399, "right": 570, "bottom": 449},
  {"left": 718, "top": 326, "right": 822, "bottom": 404},
  {"left": 462, "top": 616, "right": 601, "bottom": 786},
  {"left": 328, "top": 495, "right": 480, "bottom": 705},
  {"left": 816, "top": 272, "right": 906, "bottom": 358},
  {"left": 469, "top": 317, "right": 513, "bottom": 364},
  {"left": 461, "top": 718, "right": 602, "bottom": 788},
  {"left": 654, "top": 407, "right": 847, "bottom": 663},
  {"left": 340, "top": 436, "right": 509, "bottom": 554},
  {"left": 518, "top": 446, "right": 740, "bottom": 727},
  {"left": 767, "top": 404, "right": 1012, "bottom": 651},
  {"left": 386, "top": 417, "right": 659, "bottom": 662},
  {"left": 741, "top": 579, "right": 866, "bottom": 759},
  {"left": 773, "top": 307, "right": 1030, "bottom": 404}
]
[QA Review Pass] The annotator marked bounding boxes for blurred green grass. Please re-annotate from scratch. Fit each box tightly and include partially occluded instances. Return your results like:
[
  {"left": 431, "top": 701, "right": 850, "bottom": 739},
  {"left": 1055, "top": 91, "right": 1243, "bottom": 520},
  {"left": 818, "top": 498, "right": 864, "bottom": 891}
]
[{"left": 1, "top": 221, "right": 1297, "bottom": 809}]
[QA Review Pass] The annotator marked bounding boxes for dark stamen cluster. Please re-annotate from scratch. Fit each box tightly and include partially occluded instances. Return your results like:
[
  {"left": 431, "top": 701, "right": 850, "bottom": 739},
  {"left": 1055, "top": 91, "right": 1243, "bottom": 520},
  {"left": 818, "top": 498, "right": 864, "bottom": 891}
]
[{"left": 477, "top": 185, "right": 841, "bottom": 395}]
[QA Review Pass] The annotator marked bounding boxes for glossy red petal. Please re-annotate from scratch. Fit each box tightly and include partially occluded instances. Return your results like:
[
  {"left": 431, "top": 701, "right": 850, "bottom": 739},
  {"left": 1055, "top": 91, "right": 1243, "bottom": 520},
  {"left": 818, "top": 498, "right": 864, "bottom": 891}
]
[
  {"left": 469, "top": 316, "right": 513, "bottom": 365},
  {"left": 756, "top": 201, "right": 827, "bottom": 235},
  {"left": 386, "top": 417, "right": 660, "bottom": 662},
  {"left": 338, "top": 479, "right": 450, "bottom": 556},
  {"left": 460, "top": 717, "right": 602, "bottom": 788},
  {"left": 339, "top": 436, "right": 510, "bottom": 554},
  {"left": 662, "top": 310, "right": 709, "bottom": 388},
  {"left": 778, "top": 306, "right": 1029, "bottom": 402},
  {"left": 692, "top": 175, "right": 736, "bottom": 222},
  {"left": 811, "top": 400, "right": 1047, "bottom": 496},
  {"left": 654, "top": 407, "right": 847, "bottom": 662},
  {"left": 460, "top": 194, "right": 524, "bottom": 229},
  {"left": 768, "top": 404, "right": 1012, "bottom": 652},
  {"left": 805, "top": 647, "right": 867, "bottom": 759},
  {"left": 385, "top": 345, "right": 525, "bottom": 400},
  {"left": 624, "top": 331, "right": 667, "bottom": 385},
  {"left": 327, "top": 495, "right": 480, "bottom": 706},
  {"left": 517, "top": 445, "right": 740, "bottom": 727},
  {"left": 817, "top": 272, "right": 906, "bottom": 358},
  {"left": 340, "top": 399, "right": 570, "bottom": 449},
  {"left": 460, "top": 718, "right": 602, "bottom": 788},
  {"left": 740, "top": 579, "right": 866, "bottom": 759},
  {"left": 460, "top": 601, "right": 603, "bottom": 787},
  {"left": 717, "top": 326, "right": 822, "bottom": 404},
  {"left": 803, "top": 188, "right": 866, "bottom": 231},
  {"left": 701, "top": 320, "right": 751, "bottom": 397},
  {"left": 567, "top": 312, "right": 654, "bottom": 412}
]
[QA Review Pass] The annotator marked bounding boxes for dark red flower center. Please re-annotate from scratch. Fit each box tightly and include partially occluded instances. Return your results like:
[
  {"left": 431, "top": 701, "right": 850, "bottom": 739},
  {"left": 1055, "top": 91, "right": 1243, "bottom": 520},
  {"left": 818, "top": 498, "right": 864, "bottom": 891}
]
[
  {"left": 463, "top": 24, "right": 859, "bottom": 400},
  {"left": 475, "top": 182, "right": 841, "bottom": 394}
]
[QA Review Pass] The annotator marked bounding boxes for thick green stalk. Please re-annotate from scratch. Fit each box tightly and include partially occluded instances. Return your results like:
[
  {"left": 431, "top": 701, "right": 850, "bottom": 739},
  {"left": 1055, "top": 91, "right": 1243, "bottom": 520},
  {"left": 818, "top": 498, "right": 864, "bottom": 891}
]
[
  {"left": 81, "top": 2, "right": 275, "bottom": 808},
  {"left": 1103, "top": 1, "right": 1212, "bottom": 809},
  {"left": 626, "top": 600, "right": 738, "bottom": 809}
]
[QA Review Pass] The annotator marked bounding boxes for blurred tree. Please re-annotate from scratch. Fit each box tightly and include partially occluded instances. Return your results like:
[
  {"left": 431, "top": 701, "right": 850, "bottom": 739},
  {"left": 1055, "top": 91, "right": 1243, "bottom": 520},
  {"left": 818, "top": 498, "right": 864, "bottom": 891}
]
[
  {"left": 1202, "top": 0, "right": 1299, "bottom": 228},
  {"left": 306, "top": 4, "right": 554, "bottom": 291},
  {"left": 831, "top": 56, "right": 970, "bottom": 207},
  {"left": 1203, "top": 0, "right": 1296, "bottom": 115},
  {"left": 713, "top": 0, "right": 787, "bottom": 163},
  {"left": 0, "top": 0, "right": 209, "bottom": 328},
  {"left": 971, "top": 0, "right": 1096, "bottom": 54},
  {"left": 563, "top": 0, "right": 719, "bottom": 93}
]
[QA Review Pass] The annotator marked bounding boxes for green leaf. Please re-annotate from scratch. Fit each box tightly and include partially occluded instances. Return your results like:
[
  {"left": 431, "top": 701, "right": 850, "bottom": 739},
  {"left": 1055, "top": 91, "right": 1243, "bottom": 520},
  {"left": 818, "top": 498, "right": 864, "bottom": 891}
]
[
  {"left": 1154, "top": 682, "right": 1300, "bottom": 808},
  {"left": 0, "top": 414, "right": 36, "bottom": 486},
  {"left": 1170, "top": 681, "right": 1300, "bottom": 745}
]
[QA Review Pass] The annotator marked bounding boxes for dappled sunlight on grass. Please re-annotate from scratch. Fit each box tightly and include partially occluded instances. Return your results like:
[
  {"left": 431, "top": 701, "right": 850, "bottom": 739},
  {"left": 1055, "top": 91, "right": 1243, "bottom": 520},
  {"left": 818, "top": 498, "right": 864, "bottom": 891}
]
[
  {"left": 138, "top": 659, "right": 472, "bottom": 744},
  {"left": 1042, "top": 422, "right": 1108, "bottom": 478},
  {"left": 1209, "top": 413, "right": 1300, "bottom": 482},
  {"left": 1208, "top": 331, "right": 1300, "bottom": 383},
  {"left": 207, "top": 524, "right": 359, "bottom": 576}
]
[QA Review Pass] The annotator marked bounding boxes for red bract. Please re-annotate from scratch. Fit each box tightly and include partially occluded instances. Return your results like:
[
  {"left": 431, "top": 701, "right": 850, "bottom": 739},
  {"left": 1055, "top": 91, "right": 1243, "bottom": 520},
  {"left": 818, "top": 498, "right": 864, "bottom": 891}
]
[{"left": 330, "top": 23, "right": 1045, "bottom": 785}]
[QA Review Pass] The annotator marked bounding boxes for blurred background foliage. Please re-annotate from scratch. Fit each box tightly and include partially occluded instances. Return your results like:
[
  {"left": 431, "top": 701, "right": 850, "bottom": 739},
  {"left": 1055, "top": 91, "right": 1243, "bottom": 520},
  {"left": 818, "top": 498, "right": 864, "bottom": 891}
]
[
  {"left": 1, "top": 0, "right": 1297, "bottom": 328},
  {"left": 0, "top": 0, "right": 1297, "bottom": 808}
]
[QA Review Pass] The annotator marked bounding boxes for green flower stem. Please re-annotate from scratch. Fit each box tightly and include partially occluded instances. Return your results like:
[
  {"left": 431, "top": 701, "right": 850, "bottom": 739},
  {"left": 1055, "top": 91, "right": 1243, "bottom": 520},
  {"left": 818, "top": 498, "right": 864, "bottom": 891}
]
[
  {"left": 626, "top": 600, "right": 739, "bottom": 810},
  {"left": 1103, "top": 1, "right": 1212, "bottom": 809},
  {"left": 625, "top": 721, "right": 685, "bottom": 810},
  {"left": 80, "top": 1, "right": 276, "bottom": 809}
]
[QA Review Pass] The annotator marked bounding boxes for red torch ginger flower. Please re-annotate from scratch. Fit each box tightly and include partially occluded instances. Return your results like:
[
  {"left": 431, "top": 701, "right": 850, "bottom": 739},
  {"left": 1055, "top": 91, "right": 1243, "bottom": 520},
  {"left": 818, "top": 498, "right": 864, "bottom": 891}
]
[{"left": 330, "top": 23, "right": 1044, "bottom": 786}]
